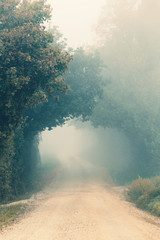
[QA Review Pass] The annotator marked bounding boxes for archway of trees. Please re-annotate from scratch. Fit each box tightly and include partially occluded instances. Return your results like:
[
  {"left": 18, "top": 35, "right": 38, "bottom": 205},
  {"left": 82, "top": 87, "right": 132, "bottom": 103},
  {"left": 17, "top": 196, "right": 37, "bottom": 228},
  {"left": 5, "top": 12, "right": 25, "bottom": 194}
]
[{"left": 1, "top": 0, "right": 160, "bottom": 202}]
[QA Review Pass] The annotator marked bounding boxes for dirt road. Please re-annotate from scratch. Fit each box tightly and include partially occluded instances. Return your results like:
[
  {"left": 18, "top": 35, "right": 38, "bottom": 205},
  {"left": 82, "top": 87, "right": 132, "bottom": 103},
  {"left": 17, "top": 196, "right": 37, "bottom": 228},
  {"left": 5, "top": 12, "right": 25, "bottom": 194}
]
[{"left": 1, "top": 164, "right": 160, "bottom": 240}]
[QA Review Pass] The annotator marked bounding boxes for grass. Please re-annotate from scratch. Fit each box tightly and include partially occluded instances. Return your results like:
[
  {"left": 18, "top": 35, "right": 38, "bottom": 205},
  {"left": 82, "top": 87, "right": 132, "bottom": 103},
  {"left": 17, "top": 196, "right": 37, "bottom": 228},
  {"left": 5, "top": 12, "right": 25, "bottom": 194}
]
[
  {"left": 0, "top": 203, "right": 28, "bottom": 229},
  {"left": 126, "top": 176, "right": 160, "bottom": 217},
  {"left": 0, "top": 157, "right": 60, "bottom": 229}
]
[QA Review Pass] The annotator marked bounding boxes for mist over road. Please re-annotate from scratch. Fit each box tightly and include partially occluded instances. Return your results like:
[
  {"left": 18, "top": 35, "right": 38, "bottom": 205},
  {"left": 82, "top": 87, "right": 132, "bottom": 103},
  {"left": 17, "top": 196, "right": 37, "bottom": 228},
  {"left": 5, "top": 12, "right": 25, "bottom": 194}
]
[{"left": 1, "top": 161, "right": 160, "bottom": 240}]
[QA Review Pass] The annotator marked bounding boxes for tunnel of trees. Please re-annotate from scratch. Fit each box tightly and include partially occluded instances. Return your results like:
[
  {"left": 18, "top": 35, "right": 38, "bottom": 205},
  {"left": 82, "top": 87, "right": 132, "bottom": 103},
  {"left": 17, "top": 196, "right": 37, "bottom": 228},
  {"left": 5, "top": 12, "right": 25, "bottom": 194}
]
[{"left": 0, "top": 0, "right": 160, "bottom": 201}]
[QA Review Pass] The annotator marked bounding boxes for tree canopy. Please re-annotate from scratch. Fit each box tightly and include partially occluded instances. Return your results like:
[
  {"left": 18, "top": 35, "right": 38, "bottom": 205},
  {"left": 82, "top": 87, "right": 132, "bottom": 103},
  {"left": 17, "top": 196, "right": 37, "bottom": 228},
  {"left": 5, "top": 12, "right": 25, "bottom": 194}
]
[
  {"left": 0, "top": 1, "right": 104, "bottom": 201},
  {"left": 0, "top": 0, "right": 72, "bottom": 201},
  {"left": 24, "top": 48, "right": 103, "bottom": 139},
  {"left": 0, "top": 0, "right": 71, "bottom": 148}
]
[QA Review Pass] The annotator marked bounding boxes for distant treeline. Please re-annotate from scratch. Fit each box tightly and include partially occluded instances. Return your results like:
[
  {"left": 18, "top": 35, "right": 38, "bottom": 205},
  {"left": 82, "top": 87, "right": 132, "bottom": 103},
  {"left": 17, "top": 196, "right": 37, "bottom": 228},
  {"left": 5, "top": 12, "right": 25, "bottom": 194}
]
[{"left": 91, "top": 0, "right": 160, "bottom": 183}]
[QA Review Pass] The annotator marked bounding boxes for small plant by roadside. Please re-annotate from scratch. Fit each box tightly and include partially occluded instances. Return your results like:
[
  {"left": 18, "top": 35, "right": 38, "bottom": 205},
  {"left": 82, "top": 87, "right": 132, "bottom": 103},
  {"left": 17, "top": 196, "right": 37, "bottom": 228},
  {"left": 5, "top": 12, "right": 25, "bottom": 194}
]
[
  {"left": 0, "top": 203, "right": 28, "bottom": 229},
  {"left": 126, "top": 176, "right": 160, "bottom": 217}
]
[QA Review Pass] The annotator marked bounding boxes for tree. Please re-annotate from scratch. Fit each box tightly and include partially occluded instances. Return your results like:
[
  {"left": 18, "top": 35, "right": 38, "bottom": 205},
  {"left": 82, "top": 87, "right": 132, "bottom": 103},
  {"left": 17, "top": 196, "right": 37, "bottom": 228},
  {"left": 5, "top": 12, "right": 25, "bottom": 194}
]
[
  {"left": 21, "top": 48, "right": 104, "bottom": 184},
  {"left": 0, "top": 0, "right": 71, "bottom": 142},
  {"left": 91, "top": 0, "right": 160, "bottom": 182},
  {"left": 0, "top": 0, "right": 71, "bottom": 201}
]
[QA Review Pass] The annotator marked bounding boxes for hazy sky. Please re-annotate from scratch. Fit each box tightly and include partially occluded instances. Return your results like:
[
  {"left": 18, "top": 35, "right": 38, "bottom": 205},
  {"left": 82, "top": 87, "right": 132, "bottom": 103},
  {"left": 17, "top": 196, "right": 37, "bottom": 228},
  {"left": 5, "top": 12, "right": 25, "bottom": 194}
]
[{"left": 47, "top": 0, "right": 106, "bottom": 48}]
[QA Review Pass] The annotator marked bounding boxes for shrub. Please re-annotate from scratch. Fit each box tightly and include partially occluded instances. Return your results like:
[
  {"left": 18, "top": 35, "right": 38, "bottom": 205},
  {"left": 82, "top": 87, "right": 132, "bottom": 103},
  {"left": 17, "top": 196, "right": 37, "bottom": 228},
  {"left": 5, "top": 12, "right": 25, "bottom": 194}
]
[
  {"left": 153, "top": 177, "right": 160, "bottom": 188},
  {"left": 136, "top": 193, "right": 152, "bottom": 210},
  {"left": 127, "top": 177, "right": 155, "bottom": 203},
  {"left": 147, "top": 195, "right": 160, "bottom": 211},
  {"left": 127, "top": 177, "right": 160, "bottom": 217},
  {"left": 151, "top": 202, "right": 160, "bottom": 216},
  {"left": 136, "top": 187, "right": 160, "bottom": 210}
]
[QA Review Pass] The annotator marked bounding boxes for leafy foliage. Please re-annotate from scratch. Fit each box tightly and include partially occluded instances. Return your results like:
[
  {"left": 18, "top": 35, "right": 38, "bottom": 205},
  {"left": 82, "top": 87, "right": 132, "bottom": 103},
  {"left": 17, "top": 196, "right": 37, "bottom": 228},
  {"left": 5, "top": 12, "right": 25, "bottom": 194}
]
[
  {"left": 127, "top": 177, "right": 155, "bottom": 203},
  {"left": 0, "top": 1, "right": 103, "bottom": 201},
  {"left": 127, "top": 176, "right": 160, "bottom": 216},
  {"left": 0, "top": 0, "right": 71, "bottom": 144},
  {"left": 20, "top": 48, "right": 103, "bottom": 194},
  {"left": 24, "top": 48, "right": 103, "bottom": 138},
  {"left": 0, "top": 0, "right": 71, "bottom": 201}
]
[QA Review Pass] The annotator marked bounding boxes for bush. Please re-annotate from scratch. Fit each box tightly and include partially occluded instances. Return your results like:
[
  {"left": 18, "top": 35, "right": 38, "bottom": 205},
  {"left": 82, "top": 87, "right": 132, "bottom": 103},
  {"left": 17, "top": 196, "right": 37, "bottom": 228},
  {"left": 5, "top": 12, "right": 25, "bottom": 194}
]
[
  {"left": 127, "top": 177, "right": 155, "bottom": 203},
  {"left": 136, "top": 193, "right": 152, "bottom": 210},
  {"left": 151, "top": 202, "right": 160, "bottom": 216},
  {"left": 153, "top": 177, "right": 160, "bottom": 188},
  {"left": 127, "top": 177, "right": 160, "bottom": 217},
  {"left": 136, "top": 187, "right": 160, "bottom": 209}
]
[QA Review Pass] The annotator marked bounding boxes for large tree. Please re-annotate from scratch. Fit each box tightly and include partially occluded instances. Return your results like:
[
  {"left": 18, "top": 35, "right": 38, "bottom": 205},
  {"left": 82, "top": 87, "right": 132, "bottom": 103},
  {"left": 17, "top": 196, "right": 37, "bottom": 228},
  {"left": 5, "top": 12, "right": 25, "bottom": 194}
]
[
  {"left": 0, "top": 1, "right": 104, "bottom": 200},
  {"left": 0, "top": 0, "right": 71, "bottom": 201},
  {"left": 0, "top": 0, "right": 71, "bottom": 143},
  {"left": 24, "top": 48, "right": 103, "bottom": 138},
  {"left": 20, "top": 48, "right": 103, "bottom": 192}
]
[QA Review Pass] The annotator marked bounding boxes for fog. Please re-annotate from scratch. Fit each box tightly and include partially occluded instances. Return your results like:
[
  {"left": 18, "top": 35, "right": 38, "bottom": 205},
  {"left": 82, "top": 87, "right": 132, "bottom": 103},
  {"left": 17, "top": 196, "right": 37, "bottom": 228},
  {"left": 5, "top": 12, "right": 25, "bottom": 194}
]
[
  {"left": 90, "top": 0, "right": 160, "bottom": 179},
  {"left": 40, "top": 0, "right": 160, "bottom": 184},
  {"left": 39, "top": 119, "right": 133, "bottom": 184},
  {"left": 47, "top": 0, "right": 106, "bottom": 48},
  {"left": 96, "top": 0, "right": 160, "bottom": 113}
]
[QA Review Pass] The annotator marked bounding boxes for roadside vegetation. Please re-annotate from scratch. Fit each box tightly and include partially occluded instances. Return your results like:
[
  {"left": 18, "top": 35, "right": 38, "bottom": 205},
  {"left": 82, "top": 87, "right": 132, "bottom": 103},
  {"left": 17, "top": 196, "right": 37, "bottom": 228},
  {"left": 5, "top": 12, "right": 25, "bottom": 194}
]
[
  {"left": 126, "top": 177, "right": 160, "bottom": 217},
  {"left": 0, "top": 203, "right": 28, "bottom": 229},
  {"left": 0, "top": 158, "right": 59, "bottom": 228}
]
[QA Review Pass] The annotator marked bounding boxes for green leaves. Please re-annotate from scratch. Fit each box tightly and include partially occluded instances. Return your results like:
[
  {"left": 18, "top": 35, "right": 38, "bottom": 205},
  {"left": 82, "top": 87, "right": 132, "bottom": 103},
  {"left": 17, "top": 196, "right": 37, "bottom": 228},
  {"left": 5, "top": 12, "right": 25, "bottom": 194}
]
[
  {"left": 0, "top": 0, "right": 71, "bottom": 135},
  {"left": 0, "top": 0, "right": 71, "bottom": 201}
]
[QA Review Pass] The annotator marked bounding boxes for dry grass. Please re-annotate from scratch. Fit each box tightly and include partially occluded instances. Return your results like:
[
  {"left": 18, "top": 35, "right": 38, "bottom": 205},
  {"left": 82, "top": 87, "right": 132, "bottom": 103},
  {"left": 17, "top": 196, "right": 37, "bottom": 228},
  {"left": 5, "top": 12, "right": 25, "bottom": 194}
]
[{"left": 0, "top": 203, "right": 28, "bottom": 229}]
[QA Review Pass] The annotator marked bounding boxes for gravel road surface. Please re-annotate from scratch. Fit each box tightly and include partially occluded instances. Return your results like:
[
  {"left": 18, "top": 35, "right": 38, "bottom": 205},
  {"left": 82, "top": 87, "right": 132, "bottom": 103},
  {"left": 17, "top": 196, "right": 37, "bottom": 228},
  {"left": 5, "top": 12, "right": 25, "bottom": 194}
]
[{"left": 1, "top": 164, "right": 160, "bottom": 240}]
